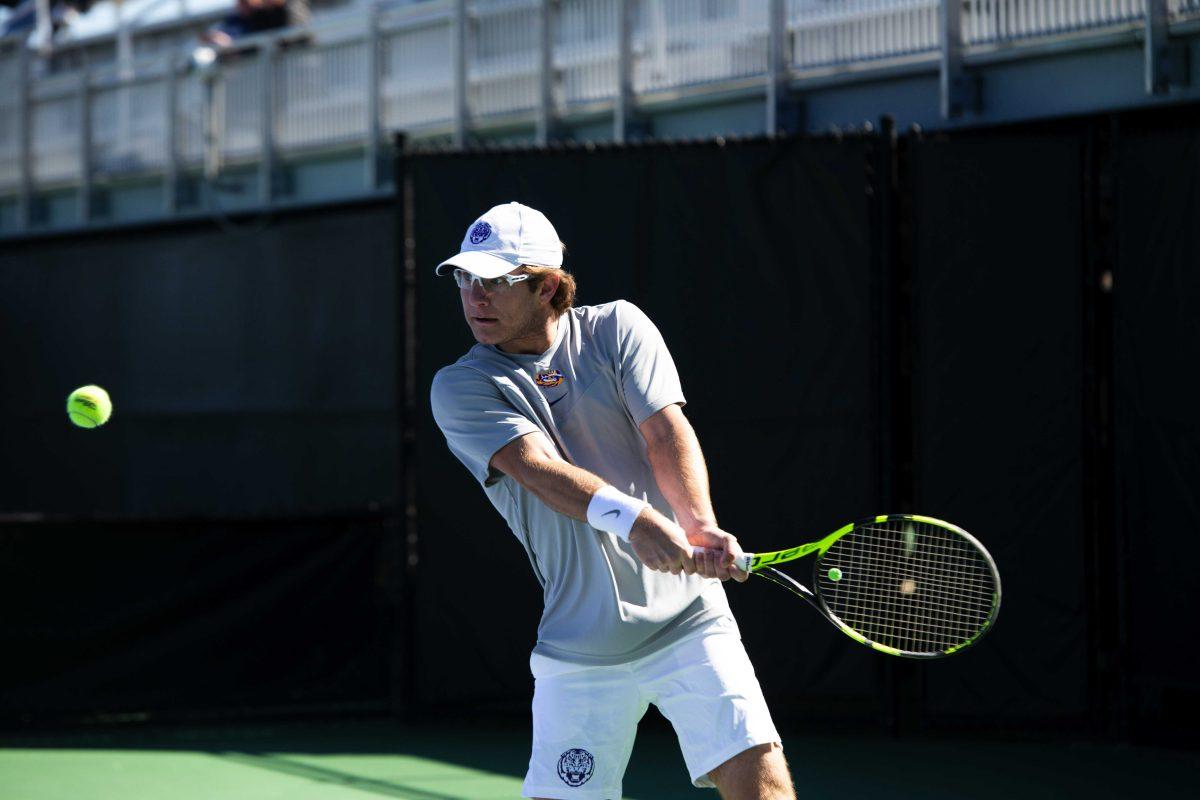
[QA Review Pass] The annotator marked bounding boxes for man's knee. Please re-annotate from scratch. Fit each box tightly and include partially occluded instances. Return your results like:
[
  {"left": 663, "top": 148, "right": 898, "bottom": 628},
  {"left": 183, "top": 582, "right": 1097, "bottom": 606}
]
[{"left": 707, "top": 742, "right": 795, "bottom": 800}]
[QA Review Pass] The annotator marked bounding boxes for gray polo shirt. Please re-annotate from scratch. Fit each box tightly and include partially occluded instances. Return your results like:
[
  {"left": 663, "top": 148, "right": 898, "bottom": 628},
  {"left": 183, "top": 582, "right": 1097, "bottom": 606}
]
[{"left": 430, "top": 300, "right": 734, "bottom": 666}]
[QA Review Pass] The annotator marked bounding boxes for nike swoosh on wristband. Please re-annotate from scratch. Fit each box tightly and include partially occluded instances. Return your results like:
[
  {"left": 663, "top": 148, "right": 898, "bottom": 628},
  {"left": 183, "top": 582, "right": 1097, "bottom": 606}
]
[{"left": 602, "top": 509, "right": 621, "bottom": 519}]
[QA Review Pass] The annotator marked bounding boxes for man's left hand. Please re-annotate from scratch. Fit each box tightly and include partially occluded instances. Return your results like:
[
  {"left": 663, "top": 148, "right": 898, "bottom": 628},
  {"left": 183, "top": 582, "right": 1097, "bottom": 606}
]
[{"left": 686, "top": 524, "right": 750, "bottom": 582}]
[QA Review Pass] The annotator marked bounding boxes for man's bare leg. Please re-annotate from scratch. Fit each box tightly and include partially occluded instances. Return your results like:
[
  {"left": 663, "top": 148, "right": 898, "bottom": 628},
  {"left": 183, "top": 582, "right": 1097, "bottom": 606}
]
[{"left": 707, "top": 742, "right": 796, "bottom": 800}]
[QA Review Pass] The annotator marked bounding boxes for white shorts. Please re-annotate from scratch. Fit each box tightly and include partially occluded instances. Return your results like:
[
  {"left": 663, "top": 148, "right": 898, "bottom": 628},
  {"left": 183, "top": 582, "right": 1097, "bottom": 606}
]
[{"left": 521, "top": 625, "right": 781, "bottom": 800}]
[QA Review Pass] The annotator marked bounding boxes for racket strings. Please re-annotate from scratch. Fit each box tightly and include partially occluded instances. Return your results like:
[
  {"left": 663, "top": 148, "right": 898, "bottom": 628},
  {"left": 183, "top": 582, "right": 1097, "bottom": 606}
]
[
  {"left": 818, "top": 520, "right": 998, "bottom": 655},
  {"left": 850, "top": 525, "right": 988, "bottom": 651}
]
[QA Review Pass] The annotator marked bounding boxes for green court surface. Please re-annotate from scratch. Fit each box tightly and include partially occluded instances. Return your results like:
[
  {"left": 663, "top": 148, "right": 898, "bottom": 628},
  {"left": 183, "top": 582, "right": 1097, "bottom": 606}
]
[{"left": 1, "top": 717, "right": 1195, "bottom": 800}]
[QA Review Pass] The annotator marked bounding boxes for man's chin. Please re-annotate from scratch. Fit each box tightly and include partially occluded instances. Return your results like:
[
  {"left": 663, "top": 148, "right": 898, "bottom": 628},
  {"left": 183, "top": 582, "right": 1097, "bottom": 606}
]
[{"left": 469, "top": 324, "right": 503, "bottom": 344}]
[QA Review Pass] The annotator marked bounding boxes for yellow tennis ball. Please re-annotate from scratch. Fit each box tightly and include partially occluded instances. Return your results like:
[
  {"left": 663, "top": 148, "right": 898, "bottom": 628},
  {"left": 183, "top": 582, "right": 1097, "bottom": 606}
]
[{"left": 67, "top": 385, "right": 112, "bottom": 428}]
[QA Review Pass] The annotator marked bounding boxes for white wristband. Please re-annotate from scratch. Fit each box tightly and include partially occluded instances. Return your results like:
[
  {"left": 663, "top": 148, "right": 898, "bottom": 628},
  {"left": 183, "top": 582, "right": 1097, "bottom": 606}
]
[{"left": 586, "top": 485, "right": 648, "bottom": 542}]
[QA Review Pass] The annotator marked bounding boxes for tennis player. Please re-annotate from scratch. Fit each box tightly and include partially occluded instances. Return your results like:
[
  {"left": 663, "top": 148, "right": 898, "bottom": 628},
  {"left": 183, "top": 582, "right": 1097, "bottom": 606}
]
[{"left": 430, "top": 202, "right": 795, "bottom": 800}]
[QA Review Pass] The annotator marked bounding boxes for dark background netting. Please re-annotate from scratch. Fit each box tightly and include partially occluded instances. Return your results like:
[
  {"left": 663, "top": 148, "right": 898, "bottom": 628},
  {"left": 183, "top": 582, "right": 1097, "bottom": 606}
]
[
  {"left": 908, "top": 132, "right": 1089, "bottom": 725},
  {"left": 0, "top": 518, "right": 397, "bottom": 719},
  {"left": 1113, "top": 113, "right": 1200, "bottom": 743},
  {"left": 0, "top": 201, "right": 398, "bottom": 519},
  {"left": 0, "top": 107, "right": 1197, "bottom": 741},
  {"left": 0, "top": 201, "right": 404, "bottom": 720}
]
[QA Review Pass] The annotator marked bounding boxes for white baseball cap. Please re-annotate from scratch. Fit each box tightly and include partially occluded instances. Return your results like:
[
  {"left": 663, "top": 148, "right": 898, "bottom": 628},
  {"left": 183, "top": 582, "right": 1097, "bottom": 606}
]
[{"left": 435, "top": 202, "right": 563, "bottom": 278}]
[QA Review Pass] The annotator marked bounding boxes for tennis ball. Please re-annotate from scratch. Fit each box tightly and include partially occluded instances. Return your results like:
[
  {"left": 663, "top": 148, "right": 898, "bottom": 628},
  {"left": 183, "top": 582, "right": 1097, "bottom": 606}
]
[
  {"left": 67, "top": 385, "right": 112, "bottom": 428},
  {"left": 900, "top": 579, "right": 917, "bottom": 595},
  {"left": 828, "top": 567, "right": 843, "bottom": 582}
]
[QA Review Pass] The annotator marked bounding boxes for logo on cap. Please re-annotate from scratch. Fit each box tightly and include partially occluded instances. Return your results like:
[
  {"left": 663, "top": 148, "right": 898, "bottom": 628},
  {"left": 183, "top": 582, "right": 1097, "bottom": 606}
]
[
  {"left": 535, "top": 370, "right": 564, "bottom": 387},
  {"left": 469, "top": 221, "right": 493, "bottom": 244}
]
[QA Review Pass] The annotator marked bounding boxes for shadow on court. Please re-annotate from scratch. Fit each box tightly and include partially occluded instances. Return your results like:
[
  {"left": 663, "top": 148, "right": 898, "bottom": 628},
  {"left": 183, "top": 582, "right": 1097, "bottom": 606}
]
[{"left": 1, "top": 714, "right": 1196, "bottom": 799}]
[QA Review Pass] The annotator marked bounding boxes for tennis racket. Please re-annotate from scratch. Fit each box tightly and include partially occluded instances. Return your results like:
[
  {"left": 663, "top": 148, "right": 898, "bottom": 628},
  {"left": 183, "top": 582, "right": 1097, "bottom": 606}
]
[{"left": 695, "top": 514, "right": 1001, "bottom": 658}]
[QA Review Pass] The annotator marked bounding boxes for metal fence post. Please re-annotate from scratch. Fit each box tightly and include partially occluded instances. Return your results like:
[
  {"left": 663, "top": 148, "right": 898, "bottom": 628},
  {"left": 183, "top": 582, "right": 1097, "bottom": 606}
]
[
  {"left": 536, "top": 0, "right": 559, "bottom": 146},
  {"left": 767, "top": 0, "right": 801, "bottom": 136},
  {"left": 939, "top": 0, "right": 978, "bottom": 119},
  {"left": 259, "top": 41, "right": 275, "bottom": 205},
  {"left": 17, "top": 45, "right": 32, "bottom": 230},
  {"left": 452, "top": 0, "right": 469, "bottom": 148},
  {"left": 614, "top": 0, "right": 639, "bottom": 143},
  {"left": 366, "top": 4, "right": 382, "bottom": 189},
  {"left": 78, "top": 71, "right": 92, "bottom": 224},
  {"left": 164, "top": 58, "right": 179, "bottom": 214},
  {"left": 1144, "top": 0, "right": 1189, "bottom": 95}
]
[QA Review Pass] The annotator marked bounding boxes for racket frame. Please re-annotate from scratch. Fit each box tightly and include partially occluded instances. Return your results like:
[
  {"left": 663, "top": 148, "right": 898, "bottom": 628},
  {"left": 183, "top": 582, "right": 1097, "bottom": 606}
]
[{"left": 739, "top": 514, "right": 1002, "bottom": 659}]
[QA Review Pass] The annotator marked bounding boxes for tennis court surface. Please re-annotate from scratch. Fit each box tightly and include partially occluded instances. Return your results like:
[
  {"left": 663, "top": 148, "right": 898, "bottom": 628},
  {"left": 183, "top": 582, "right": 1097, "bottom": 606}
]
[{"left": 2, "top": 716, "right": 1195, "bottom": 800}]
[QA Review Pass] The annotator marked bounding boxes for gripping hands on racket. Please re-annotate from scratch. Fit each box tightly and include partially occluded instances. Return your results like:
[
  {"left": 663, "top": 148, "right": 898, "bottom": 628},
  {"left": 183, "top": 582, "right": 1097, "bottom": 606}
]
[{"left": 629, "top": 516, "right": 750, "bottom": 582}]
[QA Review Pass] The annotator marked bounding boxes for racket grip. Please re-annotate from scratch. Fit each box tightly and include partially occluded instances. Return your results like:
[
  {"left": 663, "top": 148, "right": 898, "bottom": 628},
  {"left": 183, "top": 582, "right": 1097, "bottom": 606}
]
[{"left": 689, "top": 546, "right": 753, "bottom": 573}]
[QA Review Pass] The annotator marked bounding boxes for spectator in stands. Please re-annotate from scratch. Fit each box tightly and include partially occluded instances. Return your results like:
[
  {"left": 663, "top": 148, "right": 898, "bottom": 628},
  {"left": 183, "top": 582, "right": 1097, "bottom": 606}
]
[
  {"left": 199, "top": 0, "right": 296, "bottom": 49},
  {"left": 0, "top": 0, "right": 31, "bottom": 38},
  {"left": 0, "top": 0, "right": 91, "bottom": 40}
]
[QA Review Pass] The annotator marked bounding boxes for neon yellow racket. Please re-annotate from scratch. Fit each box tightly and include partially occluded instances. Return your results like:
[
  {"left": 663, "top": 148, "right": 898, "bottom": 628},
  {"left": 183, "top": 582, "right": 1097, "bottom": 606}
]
[{"left": 698, "top": 514, "right": 1001, "bottom": 658}]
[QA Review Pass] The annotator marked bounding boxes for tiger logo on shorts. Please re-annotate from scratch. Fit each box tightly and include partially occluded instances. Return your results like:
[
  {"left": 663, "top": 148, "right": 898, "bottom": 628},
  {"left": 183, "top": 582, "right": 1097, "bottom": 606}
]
[{"left": 557, "top": 748, "right": 594, "bottom": 787}]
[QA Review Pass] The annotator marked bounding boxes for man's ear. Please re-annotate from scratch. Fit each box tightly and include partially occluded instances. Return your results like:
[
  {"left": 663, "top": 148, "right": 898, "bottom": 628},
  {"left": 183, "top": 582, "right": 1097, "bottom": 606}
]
[{"left": 539, "top": 272, "right": 561, "bottom": 305}]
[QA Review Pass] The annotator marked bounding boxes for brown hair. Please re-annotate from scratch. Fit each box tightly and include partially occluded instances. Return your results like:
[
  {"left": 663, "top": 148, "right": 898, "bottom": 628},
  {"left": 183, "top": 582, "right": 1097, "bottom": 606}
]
[
  {"left": 523, "top": 271, "right": 578, "bottom": 316},
  {"left": 521, "top": 253, "right": 576, "bottom": 314}
]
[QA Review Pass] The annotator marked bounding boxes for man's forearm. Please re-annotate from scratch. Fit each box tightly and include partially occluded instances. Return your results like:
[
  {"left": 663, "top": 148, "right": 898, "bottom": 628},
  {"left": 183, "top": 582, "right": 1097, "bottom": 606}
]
[
  {"left": 491, "top": 432, "right": 682, "bottom": 544},
  {"left": 644, "top": 412, "right": 717, "bottom": 533},
  {"left": 491, "top": 431, "right": 699, "bottom": 573},
  {"left": 521, "top": 456, "right": 687, "bottom": 541},
  {"left": 640, "top": 408, "right": 748, "bottom": 579},
  {"left": 519, "top": 454, "right": 609, "bottom": 520},
  {"left": 490, "top": 433, "right": 644, "bottom": 522}
]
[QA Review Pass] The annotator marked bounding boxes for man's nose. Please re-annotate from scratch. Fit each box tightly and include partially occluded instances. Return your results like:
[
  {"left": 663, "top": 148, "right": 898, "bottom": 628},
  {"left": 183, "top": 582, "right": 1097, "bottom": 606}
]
[{"left": 468, "top": 282, "right": 490, "bottom": 305}]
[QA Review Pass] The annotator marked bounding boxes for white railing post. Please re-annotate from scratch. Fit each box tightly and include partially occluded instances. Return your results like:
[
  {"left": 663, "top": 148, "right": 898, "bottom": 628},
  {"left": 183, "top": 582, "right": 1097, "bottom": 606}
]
[
  {"left": 78, "top": 71, "right": 92, "bottom": 223},
  {"left": 536, "top": 0, "right": 560, "bottom": 145},
  {"left": 453, "top": 0, "right": 470, "bottom": 147},
  {"left": 200, "top": 63, "right": 234, "bottom": 213},
  {"left": 115, "top": 0, "right": 133, "bottom": 81},
  {"left": 767, "top": 0, "right": 801, "bottom": 136},
  {"left": 366, "top": 3, "right": 382, "bottom": 189},
  {"left": 164, "top": 57, "right": 179, "bottom": 214},
  {"left": 940, "top": 0, "right": 978, "bottom": 118},
  {"left": 203, "top": 68, "right": 222, "bottom": 188},
  {"left": 259, "top": 42, "right": 275, "bottom": 205},
  {"left": 614, "top": 0, "right": 640, "bottom": 143},
  {"left": 1144, "top": 0, "right": 1188, "bottom": 95},
  {"left": 16, "top": 44, "right": 32, "bottom": 230},
  {"left": 34, "top": 0, "right": 52, "bottom": 56}
]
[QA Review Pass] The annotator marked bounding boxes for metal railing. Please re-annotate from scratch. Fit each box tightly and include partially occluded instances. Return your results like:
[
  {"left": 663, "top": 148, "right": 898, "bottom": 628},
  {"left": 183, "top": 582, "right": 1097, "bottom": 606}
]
[
  {"left": 1, "top": 0, "right": 1198, "bottom": 226},
  {"left": 790, "top": 0, "right": 939, "bottom": 69},
  {"left": 379, "top": 6, "right": 456, "bottom": 130},
  {"left": 0, "top": 46, "right": 21, "bottom": 191},
  {"left": 558, "top": 0, "right": 619, "bottom": 105},
  {"left": 965, "top": 0, "right": 1143, "bottom": 44},
  {"left": 635, "top": 0, "right": 770, "bottom": 92}
]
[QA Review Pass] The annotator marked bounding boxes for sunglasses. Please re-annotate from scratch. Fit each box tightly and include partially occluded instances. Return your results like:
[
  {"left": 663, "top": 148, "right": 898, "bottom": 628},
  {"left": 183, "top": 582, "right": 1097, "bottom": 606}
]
[{"left": 453, "top": 268, "right": 531, "bottom": 293}]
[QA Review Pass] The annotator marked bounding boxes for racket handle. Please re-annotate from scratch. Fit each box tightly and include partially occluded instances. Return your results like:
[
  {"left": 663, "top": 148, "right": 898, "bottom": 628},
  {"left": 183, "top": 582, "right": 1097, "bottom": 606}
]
[{"left": 690, "top": 546, "right": 753, "bottom": 573}]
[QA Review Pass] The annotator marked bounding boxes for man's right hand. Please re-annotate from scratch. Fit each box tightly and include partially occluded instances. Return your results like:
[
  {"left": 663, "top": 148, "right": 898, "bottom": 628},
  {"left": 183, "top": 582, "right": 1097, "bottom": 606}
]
[{"left": 628, "top": 509, "right": 697, "bottom": 576}]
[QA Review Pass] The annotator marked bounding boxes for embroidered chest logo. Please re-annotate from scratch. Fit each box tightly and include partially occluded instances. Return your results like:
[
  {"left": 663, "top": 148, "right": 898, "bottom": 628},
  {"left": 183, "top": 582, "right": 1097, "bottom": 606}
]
[
  {"left": 535, "top": 369, "right": 564, "bottom": 387},
  {"left": 557, "top": 748, "right": 595, "bottom": 787},
  {"left": 469, "top": 221, "right": 492, "bottom": 244}
]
